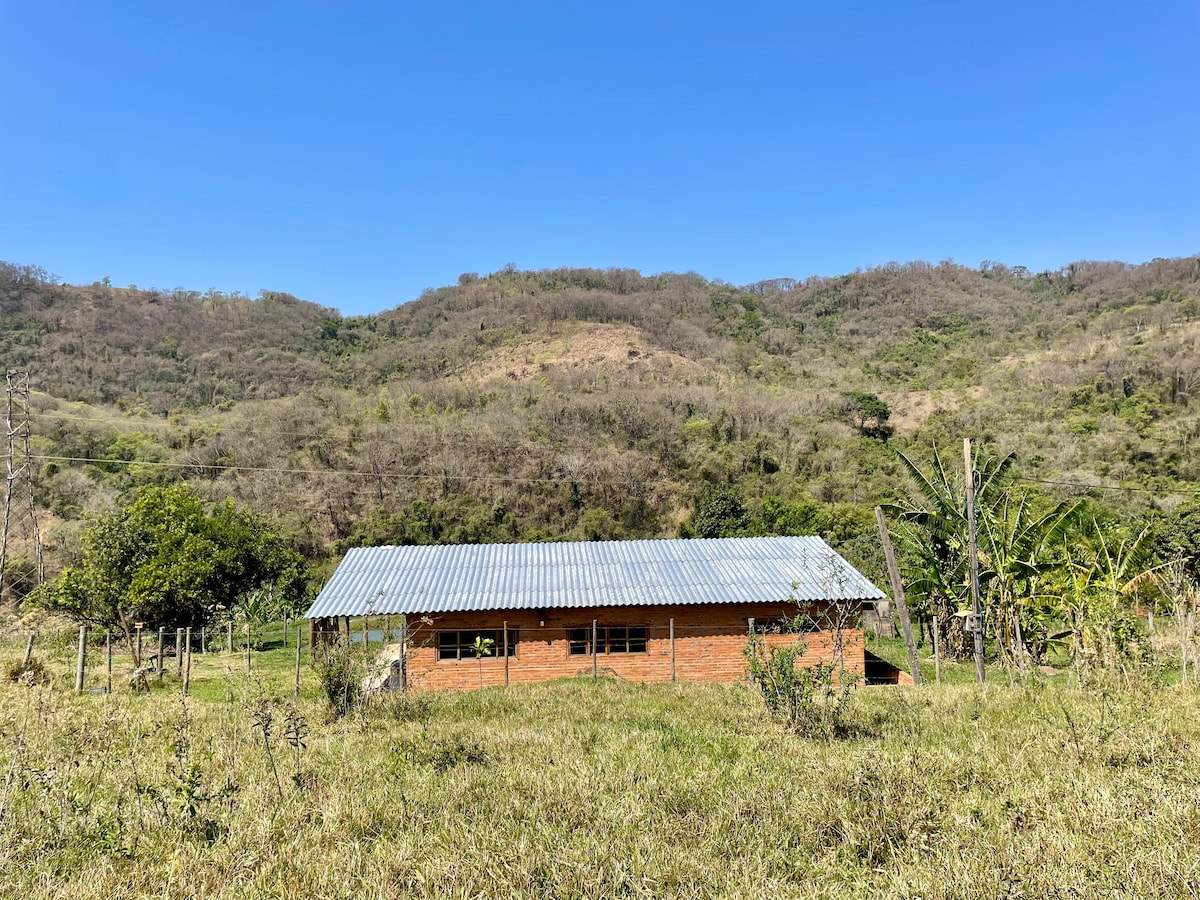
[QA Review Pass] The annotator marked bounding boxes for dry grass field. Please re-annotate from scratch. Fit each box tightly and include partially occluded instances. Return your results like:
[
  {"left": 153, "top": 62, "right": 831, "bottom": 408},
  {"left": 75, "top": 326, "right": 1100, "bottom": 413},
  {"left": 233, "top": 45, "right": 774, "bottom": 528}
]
[{"left": 2, "top": 631, "right": 1199, "bottom": 900}]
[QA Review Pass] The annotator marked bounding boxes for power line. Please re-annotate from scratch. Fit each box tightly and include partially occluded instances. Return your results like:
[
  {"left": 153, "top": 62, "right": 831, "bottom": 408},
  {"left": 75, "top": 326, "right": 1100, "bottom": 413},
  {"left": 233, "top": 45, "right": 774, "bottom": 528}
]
[
  {"left": 1011, "top": 475, "right": 1199, "bottom": 497},
  {"left": 31, "top": 410, "right": 326, "bottom": 441}
]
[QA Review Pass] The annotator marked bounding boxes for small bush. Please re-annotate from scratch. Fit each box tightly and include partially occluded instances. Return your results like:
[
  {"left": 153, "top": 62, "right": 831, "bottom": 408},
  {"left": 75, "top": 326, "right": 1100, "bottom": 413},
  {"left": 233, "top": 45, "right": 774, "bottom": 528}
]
[
  {"left": 744, "top": 633, "right": 859, "bottom": 739},
  {"left": 4, "top": 653, "right": 50, "bottom": 685},
  {"left": 309, "top": 637, "right": 369, "bottom": 718}
]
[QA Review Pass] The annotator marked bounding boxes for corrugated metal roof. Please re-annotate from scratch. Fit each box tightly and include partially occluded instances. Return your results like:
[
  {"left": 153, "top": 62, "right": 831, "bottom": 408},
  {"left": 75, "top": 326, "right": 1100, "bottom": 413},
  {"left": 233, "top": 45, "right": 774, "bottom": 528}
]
[{"left": 304, "top": 536, "right": 885, "bottom": 618}]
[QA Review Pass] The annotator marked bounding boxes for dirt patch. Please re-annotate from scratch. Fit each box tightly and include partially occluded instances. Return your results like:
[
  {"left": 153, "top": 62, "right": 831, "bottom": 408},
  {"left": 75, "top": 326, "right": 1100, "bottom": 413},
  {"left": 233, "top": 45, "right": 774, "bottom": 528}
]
[
  {"left": 878, "top": 388, "right": 982, "bottom": 435},
  {"left": 464, "top": 323, "right": 707, "bottom": 382}
]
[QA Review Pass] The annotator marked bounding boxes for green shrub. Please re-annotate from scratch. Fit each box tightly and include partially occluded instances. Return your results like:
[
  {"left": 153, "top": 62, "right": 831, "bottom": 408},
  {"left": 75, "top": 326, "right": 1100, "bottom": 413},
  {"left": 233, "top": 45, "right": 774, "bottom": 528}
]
[
  {"left": 309, "top": 637, "right": 369, "bottom": 718},
  {"left": 744, "top": 631, "right": 859, "bottom": 739}
]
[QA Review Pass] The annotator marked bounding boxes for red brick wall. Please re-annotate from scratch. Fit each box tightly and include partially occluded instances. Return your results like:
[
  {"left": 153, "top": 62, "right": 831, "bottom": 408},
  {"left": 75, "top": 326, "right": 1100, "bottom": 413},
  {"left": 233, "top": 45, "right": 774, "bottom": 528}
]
[{"left": 403, "top": 602, "right": 865, "bottom": 691}]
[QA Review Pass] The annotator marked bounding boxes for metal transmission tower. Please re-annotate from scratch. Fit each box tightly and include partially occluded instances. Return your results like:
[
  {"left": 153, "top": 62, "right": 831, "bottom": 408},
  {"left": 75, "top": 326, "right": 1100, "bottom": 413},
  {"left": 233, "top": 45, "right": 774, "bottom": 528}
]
[{"left": 1, "top": 370, "right": 44, "bottom": 603}]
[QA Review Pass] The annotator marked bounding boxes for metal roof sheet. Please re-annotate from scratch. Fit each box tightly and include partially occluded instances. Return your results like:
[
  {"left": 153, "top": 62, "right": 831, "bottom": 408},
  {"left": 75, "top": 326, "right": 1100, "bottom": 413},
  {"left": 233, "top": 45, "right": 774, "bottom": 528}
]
[{"left": 304, "top": 536, "right": 885, "bottom": 618}]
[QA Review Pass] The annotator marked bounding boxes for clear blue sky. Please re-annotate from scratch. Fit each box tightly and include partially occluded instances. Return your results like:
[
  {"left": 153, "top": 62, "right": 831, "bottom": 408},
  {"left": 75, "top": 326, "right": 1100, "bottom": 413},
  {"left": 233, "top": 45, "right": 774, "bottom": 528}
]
[{"left": 2, "top": 1, "right": 1197, "bottom": 315}]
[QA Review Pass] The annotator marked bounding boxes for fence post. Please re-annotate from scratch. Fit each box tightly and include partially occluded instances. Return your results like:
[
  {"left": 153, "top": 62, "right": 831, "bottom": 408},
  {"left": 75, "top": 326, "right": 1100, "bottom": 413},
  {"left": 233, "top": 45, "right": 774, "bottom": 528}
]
[
  {"left": 75, "top": 625, "right": 88, "bottom": 693},
  {"left": 227, "top": 620, "right": 233, "bottom": 655},
  {"left": 176, "top": 628, "right": 185, "bottom": 676},
  {"left": 106, "top": 629, "right": 112, "bottom": 694},
  {"left": 592, "top": 620, "right": 598, "bottom": 681},
  {"left": 669, "top": 618, "right": 676, "bottom": 683},
  {"left": 747, "top": 618, "right": 756, "bottom": 684},
  {"left": 22, "top": 632, "right": 35, "bottom": 667},
  {"left": 503, "top": 620, "right": 510, "bottom": 685},
  {"left": 246, "top": 624, "right": 252, "bottom": 673},
  {"left": 157, "top": 627, "right": 165, "bottom": 682},
  {"left": 933, "top": 616, "right": 942, "bottom": 683},
  {"left": 284, "top": 615, "right": 289, "bottom": 648},
  {"left": 294, "top": 624, "right": 302, "bottom": 698},
  {"left": 400, "top": 620, "right": 408, "bottom": 692},
  {"left": 183, "top": 627, "right": 192, "bottom": 696}
]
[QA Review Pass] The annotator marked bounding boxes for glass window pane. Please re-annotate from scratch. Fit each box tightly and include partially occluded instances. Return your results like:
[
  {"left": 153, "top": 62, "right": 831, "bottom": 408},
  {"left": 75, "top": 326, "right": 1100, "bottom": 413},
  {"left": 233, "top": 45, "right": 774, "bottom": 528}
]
[
  {"left": 568, "top": 627, "right": 588, "bottom": 655},
  {"left": 628, "top": 626, "right": 647, "bottom": 653}
]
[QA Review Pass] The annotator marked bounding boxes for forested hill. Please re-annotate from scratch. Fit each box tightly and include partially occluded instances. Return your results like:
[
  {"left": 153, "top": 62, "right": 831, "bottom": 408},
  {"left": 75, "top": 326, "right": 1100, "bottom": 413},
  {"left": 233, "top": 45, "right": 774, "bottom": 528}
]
[{"left": 2, "top": 256, "right": 1199, "bottom": 583}]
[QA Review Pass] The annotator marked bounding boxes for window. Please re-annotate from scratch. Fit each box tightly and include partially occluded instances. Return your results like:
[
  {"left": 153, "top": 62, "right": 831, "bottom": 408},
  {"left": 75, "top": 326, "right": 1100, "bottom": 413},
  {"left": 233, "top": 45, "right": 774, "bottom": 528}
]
[
  {"left": 749, "top": 615, "right": 821, "bottom": 635},
  {"left": 437, "top": 629, "right": 518, "bottom": 661},
  {"left": 567, "top": 625, "right": 648, "bottom": 656}
]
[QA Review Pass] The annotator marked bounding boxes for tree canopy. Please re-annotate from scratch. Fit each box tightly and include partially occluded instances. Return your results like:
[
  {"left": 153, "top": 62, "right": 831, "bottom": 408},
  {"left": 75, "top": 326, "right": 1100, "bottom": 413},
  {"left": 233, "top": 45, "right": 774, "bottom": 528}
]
[{"left": 33, "top": 484, "right": 305, "bottom": 657}]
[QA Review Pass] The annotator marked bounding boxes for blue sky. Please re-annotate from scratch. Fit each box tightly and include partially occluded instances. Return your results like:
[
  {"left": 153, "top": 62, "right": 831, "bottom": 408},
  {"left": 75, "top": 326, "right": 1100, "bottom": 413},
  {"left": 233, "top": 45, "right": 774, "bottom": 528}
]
[{"left": 2, "top": 1, "right": 1197, "bottom": 315}]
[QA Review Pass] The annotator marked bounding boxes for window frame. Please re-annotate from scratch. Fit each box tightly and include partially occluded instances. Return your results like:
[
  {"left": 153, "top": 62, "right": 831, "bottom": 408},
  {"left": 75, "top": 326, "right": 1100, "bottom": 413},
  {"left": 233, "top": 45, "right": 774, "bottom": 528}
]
[
  {"left": 436, "top": 628, "right": 519, "bottom": 662},
  {"left": 567, "top": 624, "right": 648, "bottom": 656}
]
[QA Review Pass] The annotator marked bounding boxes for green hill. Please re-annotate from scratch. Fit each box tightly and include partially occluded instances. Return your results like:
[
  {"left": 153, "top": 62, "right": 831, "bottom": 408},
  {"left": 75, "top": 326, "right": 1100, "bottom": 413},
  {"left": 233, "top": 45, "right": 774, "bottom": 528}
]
[{"left": 2, "top": 256, "right": 1198, "bottom": 586}]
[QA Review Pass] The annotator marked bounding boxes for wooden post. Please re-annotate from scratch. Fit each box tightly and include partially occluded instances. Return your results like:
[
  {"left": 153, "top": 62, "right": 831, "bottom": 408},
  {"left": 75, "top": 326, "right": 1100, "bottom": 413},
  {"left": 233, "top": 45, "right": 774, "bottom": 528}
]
[
  {"left": 22, "top": 632, "right": 35, "bottom": 667},
  {"left": 106, "top": 629, "right": 113, "bottom": 694},
  {"left": 183, "top": 627, "right": 192, "bottom": 696},
  {"left": 399, "top": 620, "right": 408, "bottom": 692},
  {"left": 136, "top": 627, "right": 143, "bottom": 669},
  {"left": 227, "top": 620, "right": 233, "bottom": 655},
  {"left": 294, "top": 624, "right": 302, "bottom": 698},
  {"left": 246, "top": 624, "right": 252, "bottom": 673},
  {"left": 748, "top": 618, "right": 756, "bottom": 683},
  {"left": 669, "top": 618, "right": 676, "bottom": 683},
  {"left": 502, "top": 620, "right": 510, "bottom": 685},
  {"left": 284, "top": 616, "right": 289, "bottom": 648},
  {"left": 933, "top": 616, "right": 942, "bottom": 684},
  {"left": 875, "top": 507, "right": 924, "bottom": 685},
  {"left": 363, "top": 615, "right": 369, "bottom": 644},
  {"left": 176, "top": 628, "right": 185, "bottom": 676},
  {"left": 964, "top": 438, "right": 985, "bottom": 685},
  {"left": 157, "top": 627, "right": 165, "bottom": 682},
  {"left": 385, "top": 615, "right": 391, "bottom": 643},
  {"left": 592, "top": 619, "right": 598, "bottom": 681},
  {"left": 1180, "top": 609, "right": 1190, "bottom": 686},
  {"left": 75, "top": 625, "right": 88, "bottom": 693}
]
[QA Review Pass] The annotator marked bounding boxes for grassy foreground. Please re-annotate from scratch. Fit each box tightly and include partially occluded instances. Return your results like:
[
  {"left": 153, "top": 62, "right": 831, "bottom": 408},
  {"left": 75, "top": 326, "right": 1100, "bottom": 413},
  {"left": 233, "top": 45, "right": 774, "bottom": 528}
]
[{"left": 2, "top": 648, "right": 1200, "bottom": 899}]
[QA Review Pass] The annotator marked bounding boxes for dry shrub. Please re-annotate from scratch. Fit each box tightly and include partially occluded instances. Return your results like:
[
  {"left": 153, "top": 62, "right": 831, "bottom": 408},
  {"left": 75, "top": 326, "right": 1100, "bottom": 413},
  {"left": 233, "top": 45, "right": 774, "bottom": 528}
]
[{"left": 4, "top": 653, "right": 50, "bottom": 685}]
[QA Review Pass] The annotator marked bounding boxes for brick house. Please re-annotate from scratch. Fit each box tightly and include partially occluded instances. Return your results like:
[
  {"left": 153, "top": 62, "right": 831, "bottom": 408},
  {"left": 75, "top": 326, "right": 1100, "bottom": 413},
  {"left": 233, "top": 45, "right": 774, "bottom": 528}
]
[{"left": 305, "top": 536, "right": 885, "bottom": 691}]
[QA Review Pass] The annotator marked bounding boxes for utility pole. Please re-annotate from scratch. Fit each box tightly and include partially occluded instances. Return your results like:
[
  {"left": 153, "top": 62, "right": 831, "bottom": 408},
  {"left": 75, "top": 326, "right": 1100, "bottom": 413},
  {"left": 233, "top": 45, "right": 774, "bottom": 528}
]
[
  {"left": 1, "top": 370, "right": 43, "bottom": 602},
  {"left": 876, "top": 507, "right": 923, "bottom": 685},
  {"left": 964, "top": 438, "right": 985, "bottom": 685}
]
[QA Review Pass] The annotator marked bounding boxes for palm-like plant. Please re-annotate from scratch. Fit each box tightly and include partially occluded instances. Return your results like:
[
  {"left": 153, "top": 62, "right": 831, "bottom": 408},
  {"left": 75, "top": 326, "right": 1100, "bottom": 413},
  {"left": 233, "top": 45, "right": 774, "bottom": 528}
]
[
  {"left": 888, "top": 445, "right": 1084, "bottom": 664},
  {"left": 1060, "top": 519, "right": 1159, "bottom": 671},
  {"left": 978, "top": 491, "right": 1082, "bottom": 666},
  {"left": 887, "top": 445, "right": 1016, "bottom": 658}
]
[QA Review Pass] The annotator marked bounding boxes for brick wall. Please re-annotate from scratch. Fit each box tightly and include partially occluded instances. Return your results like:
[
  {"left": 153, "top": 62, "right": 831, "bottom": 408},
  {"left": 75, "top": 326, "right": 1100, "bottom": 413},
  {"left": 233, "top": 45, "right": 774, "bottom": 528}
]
[{"left": 402, "top": 602, "right": 865, "bottom": 691}]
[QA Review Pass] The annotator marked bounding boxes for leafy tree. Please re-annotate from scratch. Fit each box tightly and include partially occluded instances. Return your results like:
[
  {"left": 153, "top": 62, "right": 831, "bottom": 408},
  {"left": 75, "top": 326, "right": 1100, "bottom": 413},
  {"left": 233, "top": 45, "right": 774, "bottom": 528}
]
[
  {"left": 33, "top": 484, "right": 305, "bottom": 661},
  {"left": 841, "top": 391, "right": 893, "bottom": 440},
  {"left": 1150, "top": 499, "right": 1200, "bottom": 581},
  {"left": 685, "top": 487, "right": 751, "bottom": 538}
]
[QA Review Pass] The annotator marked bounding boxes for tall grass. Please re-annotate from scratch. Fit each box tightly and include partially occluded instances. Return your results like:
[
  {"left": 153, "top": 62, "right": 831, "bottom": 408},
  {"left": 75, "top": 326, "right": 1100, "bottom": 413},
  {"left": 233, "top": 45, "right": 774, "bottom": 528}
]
[{"left": 2, "top": 636, "right": 1199, "bottom": 898}]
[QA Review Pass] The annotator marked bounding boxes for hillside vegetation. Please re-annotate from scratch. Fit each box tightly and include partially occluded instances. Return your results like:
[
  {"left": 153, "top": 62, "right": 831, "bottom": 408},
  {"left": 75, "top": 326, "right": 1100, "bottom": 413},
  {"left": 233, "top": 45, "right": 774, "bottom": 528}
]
[{"left": 2, "top": 256, "right": 1199, "bottom": 602}]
